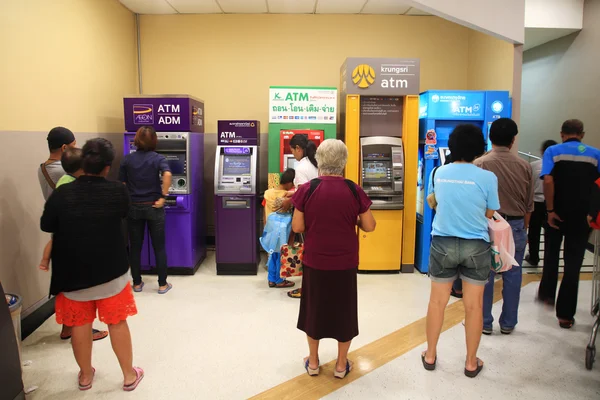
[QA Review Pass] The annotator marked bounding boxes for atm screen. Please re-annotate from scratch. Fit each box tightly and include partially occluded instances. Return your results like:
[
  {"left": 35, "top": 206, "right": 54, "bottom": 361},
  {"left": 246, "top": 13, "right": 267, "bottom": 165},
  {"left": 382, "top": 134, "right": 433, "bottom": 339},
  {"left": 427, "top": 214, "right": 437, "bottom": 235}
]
[
  {"left": 364, "top": 161, "right": 388, "bottom": 180},
  {"left": 223, "top": 156, "right": 251, "bottom": 176},
  {"left": 439, "top": 148, "right": 451, "bottom": 165},
  {"left": 286, "top": 157, "right": 298, "bottom": 170},
  {"left": 163, "top": 153, "right": 186, "bottom": 175}
]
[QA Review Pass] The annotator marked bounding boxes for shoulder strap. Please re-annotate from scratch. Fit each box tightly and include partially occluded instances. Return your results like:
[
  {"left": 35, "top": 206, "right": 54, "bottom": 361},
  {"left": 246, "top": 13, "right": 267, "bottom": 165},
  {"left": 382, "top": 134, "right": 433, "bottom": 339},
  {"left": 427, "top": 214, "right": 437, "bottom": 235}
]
[
  {"left": 432, "top": 166, "right": 439, "bottom": 189},
  {"left": 344, "top": 179, "right": 359, "bottom": 200},
  {"left": 307, "top": 178, "right": 322, "bottom": 200},
  {"left": 40, "top": 163, "right": 56, "bottom": 190}
]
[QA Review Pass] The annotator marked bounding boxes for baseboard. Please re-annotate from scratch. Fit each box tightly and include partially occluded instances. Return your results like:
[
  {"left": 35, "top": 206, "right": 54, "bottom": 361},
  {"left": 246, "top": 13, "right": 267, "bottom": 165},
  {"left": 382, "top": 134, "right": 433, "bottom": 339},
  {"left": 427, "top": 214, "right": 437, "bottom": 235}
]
[{"left": 21, "top": 297, "right": 55, "bottom": 340}]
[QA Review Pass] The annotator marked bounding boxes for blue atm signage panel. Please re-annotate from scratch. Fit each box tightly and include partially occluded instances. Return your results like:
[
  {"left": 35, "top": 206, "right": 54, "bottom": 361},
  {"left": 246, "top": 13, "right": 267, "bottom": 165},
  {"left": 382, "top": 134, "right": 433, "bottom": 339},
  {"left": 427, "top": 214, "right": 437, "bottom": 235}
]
[{"left": 419, "top": 91, "right": 486, "bottom": 120}]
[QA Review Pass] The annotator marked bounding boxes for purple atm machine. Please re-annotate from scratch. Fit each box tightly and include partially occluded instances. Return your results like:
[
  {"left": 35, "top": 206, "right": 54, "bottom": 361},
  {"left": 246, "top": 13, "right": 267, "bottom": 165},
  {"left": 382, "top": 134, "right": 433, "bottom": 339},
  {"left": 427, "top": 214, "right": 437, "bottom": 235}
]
[
  {"left": 214, "top": 120, "right": 260, "bottom": 275},
  {"left": 123, "top": 95, "right": 206, "bottom": 274}
]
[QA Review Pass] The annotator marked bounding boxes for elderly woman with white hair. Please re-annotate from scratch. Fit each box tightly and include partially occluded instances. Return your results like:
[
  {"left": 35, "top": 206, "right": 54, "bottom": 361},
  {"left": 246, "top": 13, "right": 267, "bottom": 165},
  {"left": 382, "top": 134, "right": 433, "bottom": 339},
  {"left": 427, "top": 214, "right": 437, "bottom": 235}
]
[{"left": 291, "top": 139, "right": 376, "bottom": 379}]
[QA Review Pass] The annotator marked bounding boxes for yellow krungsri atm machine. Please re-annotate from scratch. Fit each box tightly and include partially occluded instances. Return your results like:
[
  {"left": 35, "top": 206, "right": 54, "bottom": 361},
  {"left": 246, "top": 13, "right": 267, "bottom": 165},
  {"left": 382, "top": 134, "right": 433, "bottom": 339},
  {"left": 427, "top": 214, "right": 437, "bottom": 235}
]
[{"left": 339, "top": 58, "right": 420, "bottom": 273}]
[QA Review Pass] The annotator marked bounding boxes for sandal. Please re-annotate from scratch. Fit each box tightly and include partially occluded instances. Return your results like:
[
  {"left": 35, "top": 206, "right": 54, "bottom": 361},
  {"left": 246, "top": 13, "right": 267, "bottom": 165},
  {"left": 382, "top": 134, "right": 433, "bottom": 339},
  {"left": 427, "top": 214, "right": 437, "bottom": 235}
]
[
  {"left": 61, "top": 328, "right": 108, "bottom": 342},
  {"left": 450, "top": 288, "right": 463, "bottom": 299},
  {"left": 133, "top": 282, "right": 144, "bottom": 293},
  {"left": 123, "top": 367, "right": 144, "bottom": 392},
  {"left": 158, "top": 283, "right": 173, "bottom": 295},
  {"left": 304, "top": 357, "right": 320, "bottom": 376},
  {"left": 559, "top": 319, "right": 575, "bottom": 329},
  {"left": 269, "top": 280, "right": 295, "bottom": 288},
  {"left": 334, "top": 360, "right": 353, "bottom": 379},
  {"left": 421, "top": 352, "right": 436, "bottom": 371},
  {"left": 464, "top": 358, "right": 484, "bottom": 378},
  {"left": 287, "top": 288, "right": 302, "bottom": 299},
  {"left": 78, "top": 367, "right": 95, "bottom": 391}
]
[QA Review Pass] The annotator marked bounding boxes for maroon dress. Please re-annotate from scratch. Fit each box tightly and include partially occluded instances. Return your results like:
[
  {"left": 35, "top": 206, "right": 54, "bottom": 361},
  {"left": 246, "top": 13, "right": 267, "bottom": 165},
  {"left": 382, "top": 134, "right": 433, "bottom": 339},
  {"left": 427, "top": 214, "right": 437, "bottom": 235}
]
[{"left": 291, "top": 176, "right": 372, "bottom": 342}]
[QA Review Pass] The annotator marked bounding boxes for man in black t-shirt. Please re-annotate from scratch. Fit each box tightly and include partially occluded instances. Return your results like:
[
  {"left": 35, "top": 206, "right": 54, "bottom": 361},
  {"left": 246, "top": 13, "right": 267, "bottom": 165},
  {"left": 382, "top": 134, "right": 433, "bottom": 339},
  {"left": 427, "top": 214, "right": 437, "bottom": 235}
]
[{"left": 538, "top": 119, "right": 600, "bottom": 328}]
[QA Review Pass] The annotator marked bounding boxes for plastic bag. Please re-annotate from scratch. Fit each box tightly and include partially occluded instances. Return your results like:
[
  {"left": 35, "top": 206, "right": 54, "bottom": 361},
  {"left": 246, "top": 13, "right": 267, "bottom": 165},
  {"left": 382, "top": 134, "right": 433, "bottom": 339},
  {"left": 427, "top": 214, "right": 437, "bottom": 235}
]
[
  {"left": 488, "top": 212, "right": 518, "bottom": 273},
  {"left": 259, "top": 212, "right": 292, "bottom": 254}
]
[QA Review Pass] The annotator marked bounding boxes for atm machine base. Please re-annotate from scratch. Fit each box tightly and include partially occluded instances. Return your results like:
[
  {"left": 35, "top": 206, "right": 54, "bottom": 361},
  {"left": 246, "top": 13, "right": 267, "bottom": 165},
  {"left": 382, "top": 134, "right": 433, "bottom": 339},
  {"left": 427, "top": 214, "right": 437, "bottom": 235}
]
[
  {"left": 216, "top": 263, "right": 259, "bottom": 276},
  {"left": 358, "top": 209, "right": 404, "bottom": 273},
  {"left": 142, "top": 262, "right": 203, "bottom": 276}
]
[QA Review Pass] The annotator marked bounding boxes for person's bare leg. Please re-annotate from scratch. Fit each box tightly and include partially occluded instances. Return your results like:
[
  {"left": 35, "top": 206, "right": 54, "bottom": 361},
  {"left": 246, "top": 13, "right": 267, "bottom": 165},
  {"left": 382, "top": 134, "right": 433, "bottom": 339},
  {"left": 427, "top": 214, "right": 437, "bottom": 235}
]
[
  {"left": 306, "top": 335, "right": 320, "bottom": 369},
  {"left": 336, "top": 340, "right": 352, "bottom": 371},
  {"left": 108, "top": 320, "right": 137, "bottom": 385},
  {"left": 425, "top": 281, "right": 453, "bottom": 363},
  {"left": 462, "top": 280, "right": 485, "bottom": 371},
  {"left": 71, "top": 323, "right": 94, "bottom": 385}
]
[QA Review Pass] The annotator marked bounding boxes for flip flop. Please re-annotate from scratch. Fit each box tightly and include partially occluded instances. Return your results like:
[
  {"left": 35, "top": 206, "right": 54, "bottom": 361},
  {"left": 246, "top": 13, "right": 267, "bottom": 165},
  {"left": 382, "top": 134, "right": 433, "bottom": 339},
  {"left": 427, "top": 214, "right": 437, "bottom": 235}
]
[
  {"left": 61, "top": 329, "right": 108, "bottom": 341},
  {"left": 334, "top": 360, "right": 353, "bottom": 379},
  {"left": 287, "top": 288, "right": 302, "bottom": 299},
  {"left": 304, "top": 357, "right": 320, "bottom": 376},
  {"left": 464, "top": 359, "right": 484, "bottom": 378},
  {"left": 421, "top": 352, "right": 436, "bottom": 371},
  {"left": 78, "top": 367, "right": 96, "bottom": 391},
  {"left": 133, "top": 282, "right": 145, "bottom": 293},
  {"left": 270, "top": 280, "right": 295, "bottom": 288},
  {"left": 158, "top": 283, "right": 173, "bottom": 295},
  {"left": 123, "top": 367, "right": 144, "bottom": 392},
  {"left": 450, "top": 288, "right": 463, "bottom": 299}
]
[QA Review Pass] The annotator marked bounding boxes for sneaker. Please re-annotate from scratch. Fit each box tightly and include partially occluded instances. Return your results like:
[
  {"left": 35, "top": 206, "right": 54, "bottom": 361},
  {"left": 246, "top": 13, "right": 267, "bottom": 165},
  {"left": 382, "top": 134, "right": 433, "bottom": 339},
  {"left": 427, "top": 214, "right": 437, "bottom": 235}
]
[
  {"left": 482, "top": 327, "right": 493, "bottom": 335},
  {"left": 500, "top": 327, "right": 514, "bottom": 335}
]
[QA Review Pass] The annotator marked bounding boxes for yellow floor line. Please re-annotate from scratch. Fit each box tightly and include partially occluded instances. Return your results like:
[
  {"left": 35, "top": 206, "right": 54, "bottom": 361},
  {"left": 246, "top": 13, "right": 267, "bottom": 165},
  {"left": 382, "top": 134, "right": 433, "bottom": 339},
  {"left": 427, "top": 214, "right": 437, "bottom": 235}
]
[{"left": 251, "top": 273, "right": 592, "bottom": 400}]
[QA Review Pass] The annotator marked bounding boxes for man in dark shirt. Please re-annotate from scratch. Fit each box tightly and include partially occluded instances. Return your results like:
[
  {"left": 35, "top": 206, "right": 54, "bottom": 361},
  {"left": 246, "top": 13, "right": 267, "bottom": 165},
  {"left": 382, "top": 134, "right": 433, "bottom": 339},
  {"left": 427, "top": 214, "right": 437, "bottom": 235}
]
[
  {"left": 475, "top": 118, "right": 534, "bottom": 335},
  {"left": 538, "top": 119, "right": 600, "bottom": 328}
]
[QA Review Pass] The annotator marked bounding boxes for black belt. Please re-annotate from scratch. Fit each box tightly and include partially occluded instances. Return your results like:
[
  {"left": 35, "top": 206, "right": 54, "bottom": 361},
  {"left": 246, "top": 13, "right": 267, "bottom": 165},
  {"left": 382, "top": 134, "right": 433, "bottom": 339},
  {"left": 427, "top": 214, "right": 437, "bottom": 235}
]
[{"left": 500, "top": 214, "right": 524, "bottom": 221}]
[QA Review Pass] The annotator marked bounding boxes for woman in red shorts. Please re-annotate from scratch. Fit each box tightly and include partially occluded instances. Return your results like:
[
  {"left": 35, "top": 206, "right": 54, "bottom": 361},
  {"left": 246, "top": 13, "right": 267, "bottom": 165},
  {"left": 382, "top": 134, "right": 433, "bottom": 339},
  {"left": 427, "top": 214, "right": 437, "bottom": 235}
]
[
  {"left": 291, "top": 139, "right": 376, "bottom": 379},
  {"left": 41, "top": 138, "right": 143, "bottom": 392}
]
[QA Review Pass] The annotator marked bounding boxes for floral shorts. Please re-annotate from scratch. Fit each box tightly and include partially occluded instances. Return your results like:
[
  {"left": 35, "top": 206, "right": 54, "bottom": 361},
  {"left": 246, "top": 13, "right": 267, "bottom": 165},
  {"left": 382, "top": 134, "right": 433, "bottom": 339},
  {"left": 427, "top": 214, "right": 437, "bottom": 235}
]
[{"left": 55, "top": 284, "right": 137, "bottom": 327}]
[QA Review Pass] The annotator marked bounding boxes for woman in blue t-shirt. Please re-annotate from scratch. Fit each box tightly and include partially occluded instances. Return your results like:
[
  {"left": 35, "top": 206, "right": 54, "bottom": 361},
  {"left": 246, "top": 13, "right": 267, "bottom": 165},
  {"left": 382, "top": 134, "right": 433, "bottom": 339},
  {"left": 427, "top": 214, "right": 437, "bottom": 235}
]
[
  {"left": 421, "top": 124, "right": 500, "bottom": 378},
  {"left": 119, "top": 126, "right": 173, "bottom": 295}
]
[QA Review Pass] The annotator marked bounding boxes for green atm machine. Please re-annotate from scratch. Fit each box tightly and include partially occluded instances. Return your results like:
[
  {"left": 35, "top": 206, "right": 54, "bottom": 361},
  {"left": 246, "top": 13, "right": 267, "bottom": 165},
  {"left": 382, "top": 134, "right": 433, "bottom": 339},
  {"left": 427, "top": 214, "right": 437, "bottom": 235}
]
[{"left": 267, "top": 86, "right": 337, "bottom": 188}]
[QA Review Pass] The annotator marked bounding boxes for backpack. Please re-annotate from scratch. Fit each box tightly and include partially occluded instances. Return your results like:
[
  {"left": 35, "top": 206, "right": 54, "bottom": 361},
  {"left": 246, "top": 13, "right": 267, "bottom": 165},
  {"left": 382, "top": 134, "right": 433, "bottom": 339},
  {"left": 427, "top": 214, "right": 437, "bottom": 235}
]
[{"left": 307, "top": 178, "right": 359, "bottom": 201}]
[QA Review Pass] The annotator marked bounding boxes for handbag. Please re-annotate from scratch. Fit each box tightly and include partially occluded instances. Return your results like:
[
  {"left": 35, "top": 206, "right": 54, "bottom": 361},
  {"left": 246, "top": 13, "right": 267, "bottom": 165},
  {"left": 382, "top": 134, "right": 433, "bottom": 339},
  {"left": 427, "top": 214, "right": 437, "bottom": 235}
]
[
  {"left": 488, "top": 212, "right": 518, "bottom": 273},
  {"left": 280, "top": 234, "right": 304, "bottom": 278}
]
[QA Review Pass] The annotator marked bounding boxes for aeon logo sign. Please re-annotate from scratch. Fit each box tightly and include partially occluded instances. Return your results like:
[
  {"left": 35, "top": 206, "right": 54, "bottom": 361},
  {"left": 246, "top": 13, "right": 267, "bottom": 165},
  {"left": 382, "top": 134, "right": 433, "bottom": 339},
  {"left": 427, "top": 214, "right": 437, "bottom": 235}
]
[
  {"left": 431, "top": 94, "right": 440, "bottom": 103},
  {"left": 133, "top": 104, "right": 153, "bottom": 124},
  {"left": 491, "top": 101, "right": 504, "bottom": 114}
]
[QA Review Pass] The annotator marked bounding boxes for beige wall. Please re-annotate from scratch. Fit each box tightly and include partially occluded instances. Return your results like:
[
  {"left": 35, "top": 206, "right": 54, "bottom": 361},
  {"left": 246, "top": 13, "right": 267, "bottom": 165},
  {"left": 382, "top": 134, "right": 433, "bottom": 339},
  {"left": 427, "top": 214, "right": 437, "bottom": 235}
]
[
  {"left": 467, "top": 29, "right": 515, "bottom": 92},
  {"left": 140, "top": 14, "right": 473, "bottom": 133},
  {"left": 0, "top": 0, "right": 137, "bottom": 313}
]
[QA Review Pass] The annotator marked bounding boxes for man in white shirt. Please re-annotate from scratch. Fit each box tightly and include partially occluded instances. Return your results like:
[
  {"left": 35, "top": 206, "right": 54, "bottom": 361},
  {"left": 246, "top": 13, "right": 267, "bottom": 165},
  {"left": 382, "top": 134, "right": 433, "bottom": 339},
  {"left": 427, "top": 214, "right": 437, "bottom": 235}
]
[
  {"left": 38, "top": 127, "right": 108, "bottom": 342},
  {"left": 525, "top": 140, "right": 558, "bottom": 266}
]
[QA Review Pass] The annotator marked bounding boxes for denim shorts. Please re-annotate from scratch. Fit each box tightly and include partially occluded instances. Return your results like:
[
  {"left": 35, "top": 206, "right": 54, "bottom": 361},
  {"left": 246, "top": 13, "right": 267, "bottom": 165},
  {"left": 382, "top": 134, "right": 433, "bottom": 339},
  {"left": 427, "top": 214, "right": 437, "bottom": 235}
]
[{"left": 429, "top": 236, "right": 491, "bottom": 286}]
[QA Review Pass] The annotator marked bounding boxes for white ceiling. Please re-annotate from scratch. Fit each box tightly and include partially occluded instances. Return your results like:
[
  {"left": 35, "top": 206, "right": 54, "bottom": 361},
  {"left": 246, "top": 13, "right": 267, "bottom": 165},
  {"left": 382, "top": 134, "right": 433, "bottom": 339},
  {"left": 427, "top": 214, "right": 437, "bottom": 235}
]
[{"left": 119, "top": 0, "right": 432, "bottom": 15}]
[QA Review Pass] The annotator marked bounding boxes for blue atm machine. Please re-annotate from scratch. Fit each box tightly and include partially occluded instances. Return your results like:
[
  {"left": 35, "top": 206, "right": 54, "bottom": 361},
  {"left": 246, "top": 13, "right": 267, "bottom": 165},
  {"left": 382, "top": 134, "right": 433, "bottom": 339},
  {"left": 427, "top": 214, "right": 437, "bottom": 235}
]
[{"left": 415, "top": 90, "right": 511, "bottom": 273}]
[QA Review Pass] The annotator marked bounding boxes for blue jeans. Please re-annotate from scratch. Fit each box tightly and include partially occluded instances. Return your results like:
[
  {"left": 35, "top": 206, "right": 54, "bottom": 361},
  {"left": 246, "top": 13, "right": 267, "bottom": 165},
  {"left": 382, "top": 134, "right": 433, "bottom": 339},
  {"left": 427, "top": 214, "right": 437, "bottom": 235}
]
[
  {"left": 483, "top": 219, "right": 527, "bottom": 330},
  {"left": 267, "top": 252, "right": 283, "bottom": 284}
]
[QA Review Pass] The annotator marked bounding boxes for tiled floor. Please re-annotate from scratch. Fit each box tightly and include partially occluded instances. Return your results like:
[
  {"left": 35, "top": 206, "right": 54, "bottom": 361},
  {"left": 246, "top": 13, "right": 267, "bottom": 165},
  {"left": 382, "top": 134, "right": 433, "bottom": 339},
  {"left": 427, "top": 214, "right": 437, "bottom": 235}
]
[
  {"left": 19, "top": 252, "right": 599, "bottom": 399},
  {"left": 324, "top": 282, "right": 600, "bottom": 400}
]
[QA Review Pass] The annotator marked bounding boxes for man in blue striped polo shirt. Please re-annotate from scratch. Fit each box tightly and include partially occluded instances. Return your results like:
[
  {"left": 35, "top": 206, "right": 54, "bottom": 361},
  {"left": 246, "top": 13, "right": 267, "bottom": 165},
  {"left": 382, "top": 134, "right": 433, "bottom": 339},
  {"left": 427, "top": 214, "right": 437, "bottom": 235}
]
[{"left": 538, "top": 119, "right": 600, "bottom": 329}]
